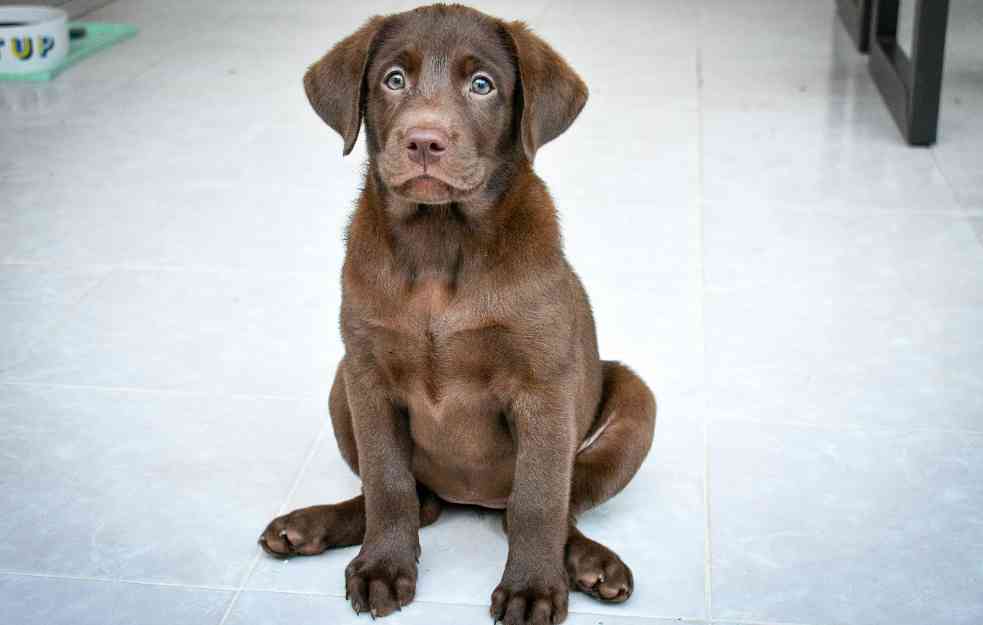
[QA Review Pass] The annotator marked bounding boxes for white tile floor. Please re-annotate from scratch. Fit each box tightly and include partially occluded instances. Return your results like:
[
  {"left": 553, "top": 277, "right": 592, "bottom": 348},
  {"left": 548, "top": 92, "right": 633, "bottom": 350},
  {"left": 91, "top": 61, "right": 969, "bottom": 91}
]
[{"left": 1, "top": 1, "right": 981, "bottom": 624}]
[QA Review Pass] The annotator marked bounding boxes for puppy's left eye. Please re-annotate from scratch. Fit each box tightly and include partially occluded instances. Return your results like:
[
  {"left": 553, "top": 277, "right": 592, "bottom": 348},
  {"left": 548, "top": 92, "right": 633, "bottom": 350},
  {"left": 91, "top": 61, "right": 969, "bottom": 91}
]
[
  {"left": 384, "top": 69, "right": 406, "bottom": 91},
  {"left": 470, "top": 74, "right": 494, "bottom": 96}
]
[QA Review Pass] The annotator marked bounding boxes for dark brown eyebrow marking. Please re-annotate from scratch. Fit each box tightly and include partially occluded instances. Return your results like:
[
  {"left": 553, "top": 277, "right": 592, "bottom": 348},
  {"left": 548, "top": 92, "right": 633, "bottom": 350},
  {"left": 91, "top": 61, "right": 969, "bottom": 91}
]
[
  {"left": 455, "top": 52, "right": 509, "bottom": 84},
  {"left": 377, "top": 48, "right": 422, "bottom": 75},
  {"left": 460, "top": 54, "right": 481, "bottom": 76}
]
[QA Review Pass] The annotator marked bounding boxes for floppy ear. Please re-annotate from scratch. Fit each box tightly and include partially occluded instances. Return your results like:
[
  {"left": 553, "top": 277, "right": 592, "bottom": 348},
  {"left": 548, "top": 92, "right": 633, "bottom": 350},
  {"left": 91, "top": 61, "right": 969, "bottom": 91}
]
[
  {"left": 505, "top": 22, "right": 589, "bottom": 162},
  {"left": 304, "top": 16, "right": 385, "bottom": 156}
]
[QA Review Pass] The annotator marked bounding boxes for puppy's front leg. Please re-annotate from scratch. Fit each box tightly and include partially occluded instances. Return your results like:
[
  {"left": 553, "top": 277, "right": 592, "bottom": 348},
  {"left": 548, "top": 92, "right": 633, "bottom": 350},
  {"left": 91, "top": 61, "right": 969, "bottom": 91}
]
[
  {"left": 343, "top": 364, "right": 420, "bottom": 618},
  {"left": 492, "top": 390, "right": 576, "bottom": 625}
]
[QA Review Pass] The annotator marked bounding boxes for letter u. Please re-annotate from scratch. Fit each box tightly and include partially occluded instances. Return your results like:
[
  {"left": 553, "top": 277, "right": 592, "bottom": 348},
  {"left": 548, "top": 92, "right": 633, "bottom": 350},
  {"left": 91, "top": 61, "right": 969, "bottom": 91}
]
[{"left": 12, "top": 37, "right": 33, "bottom": 60}]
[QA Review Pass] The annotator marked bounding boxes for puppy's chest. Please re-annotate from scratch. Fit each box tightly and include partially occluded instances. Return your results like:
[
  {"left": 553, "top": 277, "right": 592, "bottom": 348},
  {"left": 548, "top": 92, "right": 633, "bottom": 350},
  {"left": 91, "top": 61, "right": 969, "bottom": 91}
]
[{"left": 368, "top": 279, "right": 508, "bottom": 403}]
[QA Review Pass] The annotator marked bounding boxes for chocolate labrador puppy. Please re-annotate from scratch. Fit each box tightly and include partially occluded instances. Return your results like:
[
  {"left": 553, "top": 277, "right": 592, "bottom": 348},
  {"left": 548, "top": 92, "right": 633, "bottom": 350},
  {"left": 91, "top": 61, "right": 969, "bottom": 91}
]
[{"left": 259, "top": 4, "right": 656, "bottom": 624}]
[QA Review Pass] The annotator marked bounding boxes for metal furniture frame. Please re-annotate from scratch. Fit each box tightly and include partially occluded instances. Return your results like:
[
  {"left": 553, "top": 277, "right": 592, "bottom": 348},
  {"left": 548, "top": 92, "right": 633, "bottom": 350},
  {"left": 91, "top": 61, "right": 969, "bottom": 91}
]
[
  {"left": 837, "top": 0, "right": 874, "bottom": 51},
  {"left": 837, "top": 0, "right": 951, "bottom": 146}
]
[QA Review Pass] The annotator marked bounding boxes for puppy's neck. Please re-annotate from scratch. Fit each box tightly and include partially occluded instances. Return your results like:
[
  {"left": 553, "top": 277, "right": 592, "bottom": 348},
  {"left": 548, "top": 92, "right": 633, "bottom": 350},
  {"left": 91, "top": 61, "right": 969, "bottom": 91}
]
[
  {"left": 388, "top": 200, "right": 469, "bottom": 285},
  {"left": 352, "top": 163, "right": 562, "bottom": 287}
]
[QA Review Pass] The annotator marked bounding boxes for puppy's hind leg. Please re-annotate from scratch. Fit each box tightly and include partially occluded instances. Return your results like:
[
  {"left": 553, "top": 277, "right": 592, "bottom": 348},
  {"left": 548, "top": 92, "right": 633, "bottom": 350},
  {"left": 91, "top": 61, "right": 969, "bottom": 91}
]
[{"left": 566, "top": 360, "right": 655, "bottom": 602}]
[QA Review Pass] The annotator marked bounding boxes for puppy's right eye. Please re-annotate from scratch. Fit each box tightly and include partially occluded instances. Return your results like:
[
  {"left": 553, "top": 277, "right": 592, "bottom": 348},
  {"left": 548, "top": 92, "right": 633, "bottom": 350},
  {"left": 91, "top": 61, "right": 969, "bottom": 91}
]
[{"left": 384, "top": 69, "right": 406, "bottom": 91}]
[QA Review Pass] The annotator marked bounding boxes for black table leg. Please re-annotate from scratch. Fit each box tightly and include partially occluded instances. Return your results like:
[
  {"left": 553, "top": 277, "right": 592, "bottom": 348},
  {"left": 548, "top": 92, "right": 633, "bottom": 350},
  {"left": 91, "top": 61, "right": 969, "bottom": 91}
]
[
  {"left": 837, "top": 0, "right": 874, "bottom": 52},
  {"left": 868, "top": 0, "right": 951, "bottom": 145}
]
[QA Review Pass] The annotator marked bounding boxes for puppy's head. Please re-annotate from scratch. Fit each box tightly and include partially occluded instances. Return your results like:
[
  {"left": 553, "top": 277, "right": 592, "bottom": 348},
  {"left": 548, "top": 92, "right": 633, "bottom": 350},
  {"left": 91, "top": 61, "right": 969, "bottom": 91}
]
[{"left": 304, "top": 4, "right": 588, "bottom": 207}]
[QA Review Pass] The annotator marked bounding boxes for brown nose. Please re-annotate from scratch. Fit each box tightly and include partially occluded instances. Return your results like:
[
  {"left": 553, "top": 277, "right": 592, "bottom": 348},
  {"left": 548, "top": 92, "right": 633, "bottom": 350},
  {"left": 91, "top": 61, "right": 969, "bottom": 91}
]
[{"left": 405, "top": 127, "right": 448, "bottom": 166}]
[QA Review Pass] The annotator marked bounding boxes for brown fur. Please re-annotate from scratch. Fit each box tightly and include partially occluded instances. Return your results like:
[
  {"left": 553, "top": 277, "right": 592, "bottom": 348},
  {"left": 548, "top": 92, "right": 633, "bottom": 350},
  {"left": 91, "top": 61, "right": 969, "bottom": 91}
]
[{"left": 260, "top": 5, "right": 656, "bottom": 624}]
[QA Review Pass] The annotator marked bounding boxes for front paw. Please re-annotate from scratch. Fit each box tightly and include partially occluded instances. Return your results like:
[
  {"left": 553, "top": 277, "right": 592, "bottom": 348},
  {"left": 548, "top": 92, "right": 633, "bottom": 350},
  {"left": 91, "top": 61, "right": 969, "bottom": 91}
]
[
  {"left": 490, "top": 568, "right": 569, "bottom": 625},
  {"left": 345, "top": 542, "right": 419, "bottom": 618}
]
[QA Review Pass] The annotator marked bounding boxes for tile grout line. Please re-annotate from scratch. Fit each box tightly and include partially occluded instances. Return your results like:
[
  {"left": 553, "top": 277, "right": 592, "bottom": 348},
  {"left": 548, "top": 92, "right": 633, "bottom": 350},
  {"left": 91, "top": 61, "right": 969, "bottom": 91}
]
[
  {"left": 0, "top": 569, "right": 237, "bottom": 593},
  {"left": 116, "top": 577, "right": 236, "bottom": 592},
  {"left": 928, "top": 145, "right": 969, "bottom": 217},
  {"left": 891, "top": 147, "right": 983, "bottom": 344},
  {"left": 0, "top": 570, "right": 117, "bottom": 584},
  {"left": 695, "top": 2, "right": 712, "bottom": 621},
  {"left": 4, "top": 569, "right": 704, "bottom": 623},
  {"left": 926, "top": 147, "right": 983, "bottom": 250},
  {"left": 215, "top": 417, "right": 331, "bottom": 625},
  {"left": 703, "top": 415, "right": 713, "bottom": 622},
  {"left": 0, "top": 259, "right": 336, "bottom": 278},
  {"left": 0, "top": 380, "right": 320, "bottom": 403},
  {"left": 709, "top": 413, "right": 983, "bottom": 438},
  {"left": 232, "top": 586, "right": 710, "bottom": 624},
  {"left": 709, "top": 618, "right": 846, "bottom": 625}
]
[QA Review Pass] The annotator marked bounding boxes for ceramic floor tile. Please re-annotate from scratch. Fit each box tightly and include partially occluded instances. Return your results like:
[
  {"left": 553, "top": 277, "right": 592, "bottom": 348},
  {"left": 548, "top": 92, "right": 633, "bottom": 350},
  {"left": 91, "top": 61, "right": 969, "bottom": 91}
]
[
  {"left": 0, "top": 106, "right": 245, "bottom": 190},
  {"left": 532, "top": 0, "right": 700, "bottom": 106},
  {"left": 703, "top": 211, "right": 983, "bottom": 432},
  {"left": 942, "top": 168, "right": 983, "bottom": 214},
  {"left": 701, "top": 0, "right": 844, "bottom": 58},
  {"left": 971, "top": 218, "right": 983, "bottom": 247},
  {"left": 933, "top": 120, "right": 983, "bottom": 214},
  {"left": 227, "top": 590, "right": 697, "bottom": 625},
  {"left": 248, "top": 390, "right": 706, "bottom": 621},
  {"left": 947, "top": 0, "right": 983, "bottom": 54},
  {"left": 538, "top": 103, "right": 700, "bottom": 214},
  {"left": 1, "top": 269, "right": 342, "bottom": 398},
  {"left": 933, "top": 4, "right": 983, "bottom": 216},
  {"left": 2, "top": 180, "right": 187, "bottom": 266},
  {"left": 704, "top": 212, "right": 983, "bottom": 303},
  {"left": 0, "top": 265, "right": 108, "bottom": 373},
  {"left": 0, "top": 384, "right": 324, "bottom": 586},
  {"left": 702, "top": 101, "right": 961, "bottom": 216},
  {"left": 0, "top": 574, "right": 232, "bottom": 625},
  {"left": 702, "top": 51, "right": 878, "bottom": 114},
  {"left": 116, "top": 180, "right": 350, "bottom": 273},
  {"left": 709, "top": 420, "right": 983, "bottom": 625},
  {"left": 541, "top": 0, "right": 701, "bottom": 52},
  {"left": 235, "top": 120, "right": 368, "bottom": 198},
  {"left": 705, "top": 290, "right": 983, "bottom": 433},
  {"left": 582, "top": 266, "right": 703, "bottom": 396},
  {"left": 701, "top": 16, "right": 880, "bottom": 110}
]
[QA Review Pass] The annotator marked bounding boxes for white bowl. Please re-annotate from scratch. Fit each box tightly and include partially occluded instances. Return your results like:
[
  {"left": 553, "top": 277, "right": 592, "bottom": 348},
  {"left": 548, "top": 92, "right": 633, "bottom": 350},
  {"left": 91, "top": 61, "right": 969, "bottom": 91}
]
[{"left": 0, "top": 5, "right": 69, "bottom": 74}]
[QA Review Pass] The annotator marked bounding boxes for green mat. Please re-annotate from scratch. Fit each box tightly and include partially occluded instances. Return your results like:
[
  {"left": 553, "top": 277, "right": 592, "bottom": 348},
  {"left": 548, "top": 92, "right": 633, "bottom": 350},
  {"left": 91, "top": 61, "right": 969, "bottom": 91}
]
[{"left": 0, "top": 22, "right": 137, "bottom": 82}]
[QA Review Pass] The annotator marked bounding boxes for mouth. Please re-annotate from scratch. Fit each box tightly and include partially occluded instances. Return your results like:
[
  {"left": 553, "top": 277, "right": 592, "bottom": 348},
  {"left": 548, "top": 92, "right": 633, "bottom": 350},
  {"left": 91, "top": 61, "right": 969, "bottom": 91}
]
[{"left": 392, "top": 174, "right": 476, "bottom": 204}]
